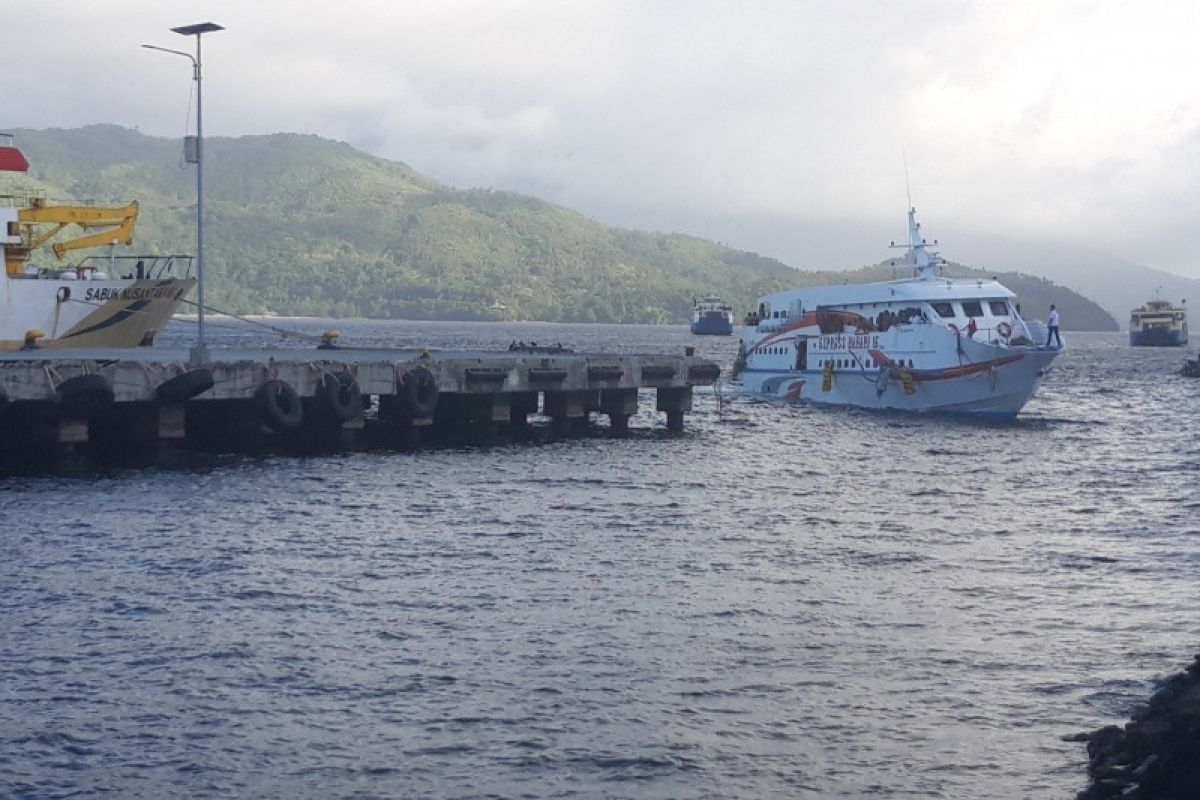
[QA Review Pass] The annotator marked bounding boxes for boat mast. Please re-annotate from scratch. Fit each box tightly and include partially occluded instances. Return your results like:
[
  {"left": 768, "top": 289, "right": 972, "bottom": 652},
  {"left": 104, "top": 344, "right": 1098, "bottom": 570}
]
[{"left": 889, "top": 207, "right": 941, "bottom": 282}]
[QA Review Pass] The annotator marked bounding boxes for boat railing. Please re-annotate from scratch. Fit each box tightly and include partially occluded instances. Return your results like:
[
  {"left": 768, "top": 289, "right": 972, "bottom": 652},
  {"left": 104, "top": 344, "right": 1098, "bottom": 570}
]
[
  {"left": 74, "top": 254, "right": 195, "bottom": 280},
  {"left": 0, "top": 190, "right": 47, "bottom": 208},
  {"left": 16, "top": 254, "right": 195, "bottom": 281}
]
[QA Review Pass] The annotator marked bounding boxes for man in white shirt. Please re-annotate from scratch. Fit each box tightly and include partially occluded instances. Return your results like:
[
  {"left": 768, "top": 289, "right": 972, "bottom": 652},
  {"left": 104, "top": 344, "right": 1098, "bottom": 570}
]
[{"left": 1046, "top": 304, "right": 1062, "bottom": 348}]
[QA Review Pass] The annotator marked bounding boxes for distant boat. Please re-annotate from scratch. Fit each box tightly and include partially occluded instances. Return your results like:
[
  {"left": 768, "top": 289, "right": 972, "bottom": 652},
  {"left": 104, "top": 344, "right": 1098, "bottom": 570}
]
[
  {"left": 1129, "top": 298, "right": 1187, "bottom": 347},
  {"left": 690, "top": 296, "right": 734, "bottom": 335}
]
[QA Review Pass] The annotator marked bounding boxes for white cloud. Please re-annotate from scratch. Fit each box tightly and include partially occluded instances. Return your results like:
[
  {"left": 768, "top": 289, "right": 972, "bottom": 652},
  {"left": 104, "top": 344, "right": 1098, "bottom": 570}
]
[{"left": 3, "top": 0, "right": 1199, "bottom": 274}]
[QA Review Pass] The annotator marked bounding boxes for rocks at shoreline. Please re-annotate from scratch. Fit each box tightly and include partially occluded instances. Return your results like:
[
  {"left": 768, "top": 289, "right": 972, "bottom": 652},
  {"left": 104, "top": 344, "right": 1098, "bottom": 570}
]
[{"left": 1075, "top": 654, "right": 1200, "bottom": 799}]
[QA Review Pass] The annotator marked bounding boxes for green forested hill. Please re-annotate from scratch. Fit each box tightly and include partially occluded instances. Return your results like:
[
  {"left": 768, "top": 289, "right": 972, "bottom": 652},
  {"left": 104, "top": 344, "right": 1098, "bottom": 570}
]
[{"left": 7, "top": 125, "right": 1116, "bottom": 329}]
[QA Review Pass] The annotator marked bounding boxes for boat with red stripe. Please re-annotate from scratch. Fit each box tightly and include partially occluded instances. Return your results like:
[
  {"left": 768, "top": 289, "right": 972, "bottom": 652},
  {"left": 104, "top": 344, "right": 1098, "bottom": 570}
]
[{"left": 733, "top": 207, "right": 1061, "bottom": 418}]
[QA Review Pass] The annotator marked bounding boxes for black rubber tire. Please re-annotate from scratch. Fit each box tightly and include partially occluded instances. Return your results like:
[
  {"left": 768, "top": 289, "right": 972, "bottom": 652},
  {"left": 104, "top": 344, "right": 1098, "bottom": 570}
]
[
  {"left": 255, "top": 379, "right": 304, "bottom": 432},
  {"left": 56, "top": 374, "right": 115, "bottom": 420},
  {"left": 155, "top": 368, "right": 214, "bottom": 404},
  {"left": 315, "top": 372, "right": 362, "bottom": 423},
  {"left": 403, "top": 367, "right": 439, "bottom": 418}
]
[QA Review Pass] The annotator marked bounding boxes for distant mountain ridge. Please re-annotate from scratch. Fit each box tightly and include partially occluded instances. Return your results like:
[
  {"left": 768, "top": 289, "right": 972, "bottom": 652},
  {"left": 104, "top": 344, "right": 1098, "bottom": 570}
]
[
  {"left": 6, "top": 125, "right": 1117, "bottom": 329},
  {"left": 948, "top": 233, "right": 1199, "bottom": 327}
]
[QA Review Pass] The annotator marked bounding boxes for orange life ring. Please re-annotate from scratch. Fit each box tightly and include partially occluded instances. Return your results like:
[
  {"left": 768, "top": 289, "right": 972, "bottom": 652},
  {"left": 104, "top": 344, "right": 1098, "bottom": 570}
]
[{"left": 996, "top": 322, "right": 1013, "bottom": 338}]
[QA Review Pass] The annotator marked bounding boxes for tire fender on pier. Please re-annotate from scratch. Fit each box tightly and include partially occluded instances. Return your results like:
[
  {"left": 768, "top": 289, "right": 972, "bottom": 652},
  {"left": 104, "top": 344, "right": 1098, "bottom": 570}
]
[
  {"left": 315, "top": 372, "right": 362, "bottom": 423},
  {"left": 155, "top": 368, "right": 214, "bottom": 404},
  {"left": 255, "top": 379, "right": 304, "bottom": 432},
  {"left": 402, "top": 367, "right": 439, "bottom": 418},
  {"left": 56, "top": 374, "right": 115, "bottom": 420}
]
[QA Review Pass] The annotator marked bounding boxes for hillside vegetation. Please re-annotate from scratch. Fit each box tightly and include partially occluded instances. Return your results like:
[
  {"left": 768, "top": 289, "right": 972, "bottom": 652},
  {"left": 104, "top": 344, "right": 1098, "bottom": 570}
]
[{"left": 8, "top": 125, "right": 1116, "bottom": 329}]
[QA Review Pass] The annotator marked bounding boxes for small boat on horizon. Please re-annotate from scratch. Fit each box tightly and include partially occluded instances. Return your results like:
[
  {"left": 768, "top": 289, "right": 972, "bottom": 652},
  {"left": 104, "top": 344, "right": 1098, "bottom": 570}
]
[
  {"left": 733, "top": 207, "right": 1061, "bottom": 418},
  {"left": 690, "top": 295, "right": 734, "bottom": 336},
  {"left": 1, "top": 134, "right": 194, "bottom": 350},
  {"left": 1129, "top": 297, "right": 1187, "bottom": 347}
]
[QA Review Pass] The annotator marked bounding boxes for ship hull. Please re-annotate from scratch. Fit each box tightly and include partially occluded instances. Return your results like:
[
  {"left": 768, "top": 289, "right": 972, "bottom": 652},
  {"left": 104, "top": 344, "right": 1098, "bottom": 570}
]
[
  {"left": 1, "top": 277, "right": 195, "bottom": 350},
  {"left": 739, "top": 347, "right": 1057, "bottom": 419},
  {"left": 1129, "top": 329, "right": 1187, "bottom": 347},
  {"left": 738, "top": 320, "right": 1060, "bottom": 419},
  {"left": 690, "top": 316, "right": 734, "bottom": 336}
]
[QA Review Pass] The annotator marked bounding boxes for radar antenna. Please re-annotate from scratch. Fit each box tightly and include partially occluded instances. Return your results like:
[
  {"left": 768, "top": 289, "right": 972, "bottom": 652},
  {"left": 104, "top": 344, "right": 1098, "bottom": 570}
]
[{"left": 903, "top": 148, "right": 912, "bottom": 210}]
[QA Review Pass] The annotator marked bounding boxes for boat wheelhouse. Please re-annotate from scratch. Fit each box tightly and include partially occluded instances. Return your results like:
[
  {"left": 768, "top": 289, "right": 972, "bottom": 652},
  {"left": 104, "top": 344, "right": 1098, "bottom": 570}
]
[{"left": 735, "top": 208, "right": 1061, "bottom": 418}]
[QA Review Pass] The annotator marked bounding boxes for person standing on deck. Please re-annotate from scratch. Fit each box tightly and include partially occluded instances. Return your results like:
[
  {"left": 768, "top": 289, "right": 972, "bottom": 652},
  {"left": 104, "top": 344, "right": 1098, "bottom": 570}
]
[{"left": 1046, "top": 305, "right": 1062, "bottom": 348}]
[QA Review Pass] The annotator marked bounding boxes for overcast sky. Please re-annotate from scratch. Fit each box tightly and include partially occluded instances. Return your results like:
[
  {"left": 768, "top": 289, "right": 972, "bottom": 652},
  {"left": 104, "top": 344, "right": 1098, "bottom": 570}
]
[{"left": 5, "top": 1, "right": 1199, "bottom": 277}]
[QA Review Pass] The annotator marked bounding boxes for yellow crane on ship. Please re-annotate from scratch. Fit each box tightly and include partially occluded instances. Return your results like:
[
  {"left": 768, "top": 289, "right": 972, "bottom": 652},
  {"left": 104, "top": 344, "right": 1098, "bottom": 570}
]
[{"left": 4, "top": 197, "right": 139, "bottom": 275}]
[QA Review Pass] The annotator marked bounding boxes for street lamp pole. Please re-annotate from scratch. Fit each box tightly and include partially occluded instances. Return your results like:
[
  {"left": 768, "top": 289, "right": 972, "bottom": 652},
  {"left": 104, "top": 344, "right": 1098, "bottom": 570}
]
[{"left": 143, "top": 22, "right": 223, "bottom": 364}]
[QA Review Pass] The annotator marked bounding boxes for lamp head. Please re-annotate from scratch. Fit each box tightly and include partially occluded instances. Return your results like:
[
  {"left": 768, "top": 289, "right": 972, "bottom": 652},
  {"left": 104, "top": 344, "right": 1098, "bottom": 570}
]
[{"left": 171, "top": 22, "right": 224, "bottom": 36}]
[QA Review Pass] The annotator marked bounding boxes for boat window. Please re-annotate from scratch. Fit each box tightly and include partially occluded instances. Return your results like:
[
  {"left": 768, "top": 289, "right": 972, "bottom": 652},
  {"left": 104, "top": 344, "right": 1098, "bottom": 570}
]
[
  {"left": 931, "top": 302, "right": 955, "bottom": 318},
  {"left": 988, "top": 300, "right": 1009, "bottom": 316},
  {"left": 962, "top": 301, "right": 983, "bottom": 317}
]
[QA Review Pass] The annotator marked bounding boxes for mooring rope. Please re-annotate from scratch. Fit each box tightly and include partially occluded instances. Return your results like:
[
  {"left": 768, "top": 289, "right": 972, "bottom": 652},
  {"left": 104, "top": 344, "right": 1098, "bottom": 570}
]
[{"left": 173, "top": 297, "right": 328, "bottom": 344}]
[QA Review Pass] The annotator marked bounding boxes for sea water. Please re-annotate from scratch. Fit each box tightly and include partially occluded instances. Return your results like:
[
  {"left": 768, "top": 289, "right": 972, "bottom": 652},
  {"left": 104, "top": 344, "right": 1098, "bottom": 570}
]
[{"left": 2, "top": 320, "right": 1198, "bottom": 799}]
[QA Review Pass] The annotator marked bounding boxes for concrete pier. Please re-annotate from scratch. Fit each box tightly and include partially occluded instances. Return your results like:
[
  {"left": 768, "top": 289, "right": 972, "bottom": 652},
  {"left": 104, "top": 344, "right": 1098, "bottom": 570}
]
[{"left": 0, "top": 345, "right": 720, "bottom": 466}]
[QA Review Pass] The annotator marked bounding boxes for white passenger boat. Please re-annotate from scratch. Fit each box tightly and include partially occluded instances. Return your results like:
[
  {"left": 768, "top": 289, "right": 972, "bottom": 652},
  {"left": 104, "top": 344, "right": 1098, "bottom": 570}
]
[
  {"left": 735, "top": 208, "right": 1061, "bottom": 418},
  {"left": 0, "top": 134, "right": 195, "bottom": 350}
]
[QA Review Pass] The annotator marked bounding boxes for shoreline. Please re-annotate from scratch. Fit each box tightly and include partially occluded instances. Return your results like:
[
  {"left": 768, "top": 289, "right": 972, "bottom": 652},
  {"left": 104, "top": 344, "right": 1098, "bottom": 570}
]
[{"left": 1075, "top": 654, "right": 1200, "bottom": 799}]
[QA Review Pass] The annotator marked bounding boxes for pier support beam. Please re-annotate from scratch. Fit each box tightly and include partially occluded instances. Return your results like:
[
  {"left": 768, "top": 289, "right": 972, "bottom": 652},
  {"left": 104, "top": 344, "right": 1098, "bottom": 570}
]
[
  {"left": 656, "top": 386, "right": 692, "bottom": 433},
  {"left": 88, "top": 402, "right": 161, "bottom": 453},
  {"left": 599, "top": 388, "right": 638, "bottom": 433},
  {"left": 508, "top": 391, "right": 539, "bottom": 433},
  {"left": 544, "top": 390, "right": 592, "bottom": 435},
  {"left": 58, "top": 418, "right": 89, "bottom": 444},
  {"left": 158, "top": 404, "right": 187, "bottom": 439},
  {"left": 434, "top": 393, "right": 507, "bottom": 443},
  {"left": 185, "top": 400, "right": 265, "bottom": 451}
]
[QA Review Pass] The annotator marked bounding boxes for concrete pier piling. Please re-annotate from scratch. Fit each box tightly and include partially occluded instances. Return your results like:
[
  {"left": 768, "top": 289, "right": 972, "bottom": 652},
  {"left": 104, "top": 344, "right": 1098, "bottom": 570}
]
[{"left": 0, "top": 346, "right": 720, "bottom": 466}]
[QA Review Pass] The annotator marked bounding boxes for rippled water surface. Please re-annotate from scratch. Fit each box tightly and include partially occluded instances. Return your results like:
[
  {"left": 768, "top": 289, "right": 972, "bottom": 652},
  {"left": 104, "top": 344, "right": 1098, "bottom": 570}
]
[{"left": 3, "top": 320, "right": 1200, "bottom": 799}]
